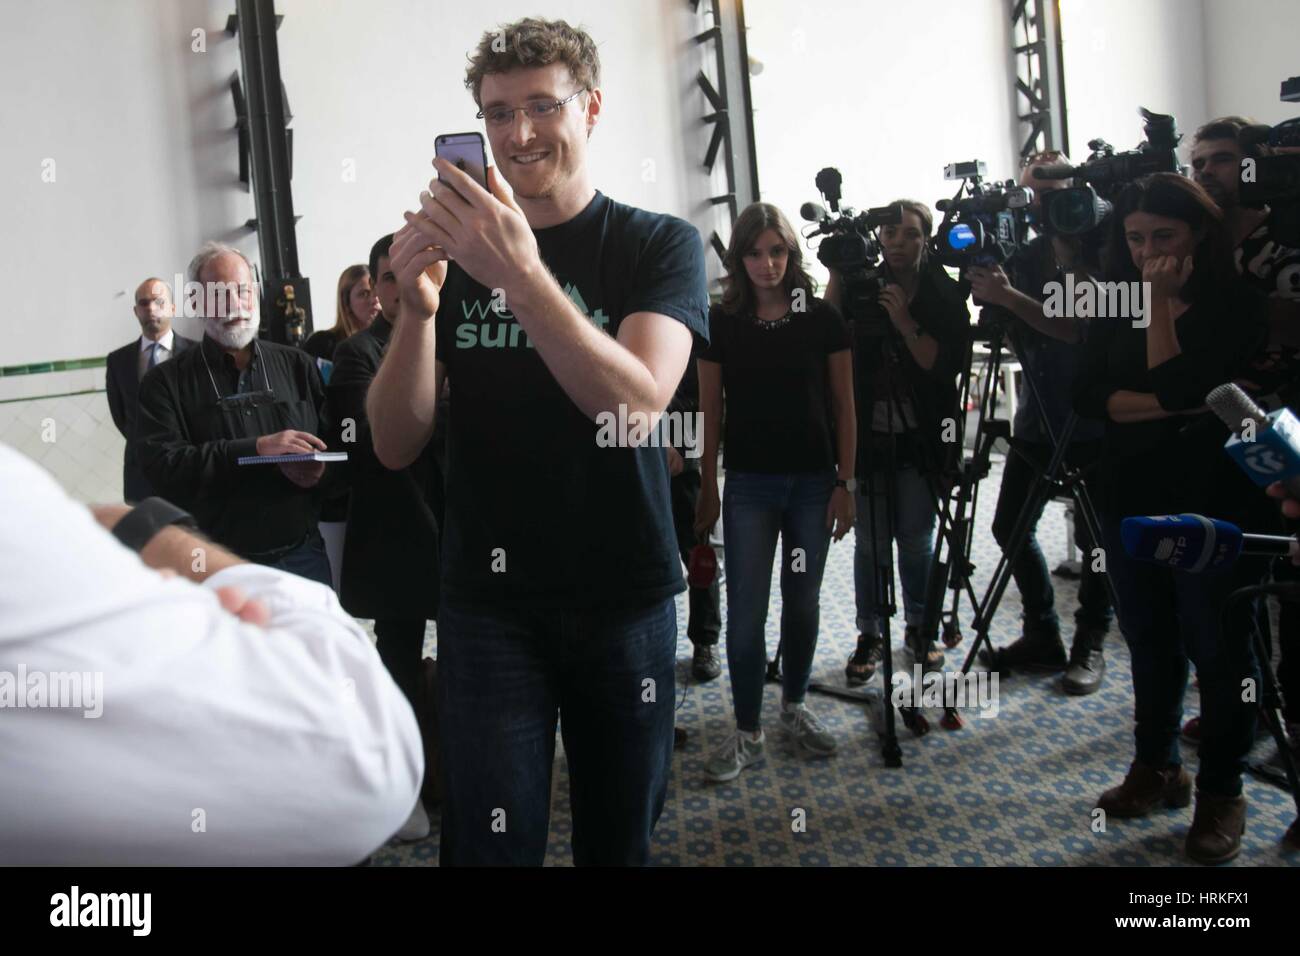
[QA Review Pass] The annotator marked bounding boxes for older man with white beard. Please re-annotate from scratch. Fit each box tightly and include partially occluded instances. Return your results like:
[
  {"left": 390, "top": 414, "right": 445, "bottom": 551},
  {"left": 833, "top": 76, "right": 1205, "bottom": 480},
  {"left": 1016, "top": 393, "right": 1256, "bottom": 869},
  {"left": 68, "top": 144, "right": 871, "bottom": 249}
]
[{"left": 136, "top": 242, "right": 336, "bottom": 584}]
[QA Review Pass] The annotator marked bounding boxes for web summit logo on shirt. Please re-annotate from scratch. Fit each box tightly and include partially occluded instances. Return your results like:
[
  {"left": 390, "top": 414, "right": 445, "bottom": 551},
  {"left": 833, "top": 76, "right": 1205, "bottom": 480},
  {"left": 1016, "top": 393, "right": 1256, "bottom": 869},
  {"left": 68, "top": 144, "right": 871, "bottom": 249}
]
[{"left": 454, "top": 284, "right": 610, "bottom": 349}]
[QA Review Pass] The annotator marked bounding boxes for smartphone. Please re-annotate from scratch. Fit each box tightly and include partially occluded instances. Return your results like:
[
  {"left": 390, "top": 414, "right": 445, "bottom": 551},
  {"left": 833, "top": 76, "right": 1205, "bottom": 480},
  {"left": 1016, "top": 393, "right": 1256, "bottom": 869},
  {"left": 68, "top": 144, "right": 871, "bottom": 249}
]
[{"left": 434, "top": 132, "right": 488, "bottom": 192}]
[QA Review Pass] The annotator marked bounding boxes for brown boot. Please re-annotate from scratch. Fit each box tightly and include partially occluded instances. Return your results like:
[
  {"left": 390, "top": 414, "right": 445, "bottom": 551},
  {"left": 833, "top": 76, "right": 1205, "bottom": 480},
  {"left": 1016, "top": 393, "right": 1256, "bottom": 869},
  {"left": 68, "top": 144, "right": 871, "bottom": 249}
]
[
  {"left": 1096, "top": 761, "right": 1192, "bottom": 818},
  {"left": 1186, "top": 791, "right": 1247, "bottom": 864}
]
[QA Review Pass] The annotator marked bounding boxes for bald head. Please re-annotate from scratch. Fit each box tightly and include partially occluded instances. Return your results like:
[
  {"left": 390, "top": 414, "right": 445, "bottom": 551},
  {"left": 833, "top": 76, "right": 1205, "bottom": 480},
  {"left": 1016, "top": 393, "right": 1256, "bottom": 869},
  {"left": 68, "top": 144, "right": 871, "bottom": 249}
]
[{"left": 133, "top": 277, "right": 174, "bottom": 340}]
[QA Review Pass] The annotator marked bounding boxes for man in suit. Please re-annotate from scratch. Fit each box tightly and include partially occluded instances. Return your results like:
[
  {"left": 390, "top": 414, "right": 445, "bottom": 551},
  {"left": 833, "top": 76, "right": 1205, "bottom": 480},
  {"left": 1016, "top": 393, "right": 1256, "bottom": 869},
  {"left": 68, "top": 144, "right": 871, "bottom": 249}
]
[
  {"left": 105, "top": 277, "right": 196, "bottom": 502},
  {"left": 325, "top": 233, "right": 441, "bottom": 842}
]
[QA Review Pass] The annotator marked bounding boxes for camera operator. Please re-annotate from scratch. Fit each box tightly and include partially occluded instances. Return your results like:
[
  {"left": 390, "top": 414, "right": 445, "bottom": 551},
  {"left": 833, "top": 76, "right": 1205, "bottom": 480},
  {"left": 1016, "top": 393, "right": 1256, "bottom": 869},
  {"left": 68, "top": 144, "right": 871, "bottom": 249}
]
[
  {"left": 826, "top": 201, "right": 970, "bottom": 682},
  {"left": 1191, "top": 115, "right": 1300, "bottom": 756},
  {"left": 965, "top": 152, "right": 1115, "bottom": 696},
  {"left": 1073, "top": 172, "right": 1275, "bottom": 865}
]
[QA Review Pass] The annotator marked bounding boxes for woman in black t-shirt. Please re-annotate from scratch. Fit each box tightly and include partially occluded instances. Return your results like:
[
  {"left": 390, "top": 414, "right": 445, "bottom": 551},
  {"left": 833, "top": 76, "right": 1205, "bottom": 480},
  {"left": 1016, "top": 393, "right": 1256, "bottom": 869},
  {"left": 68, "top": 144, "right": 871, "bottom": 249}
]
[
  {"left": 1073, "top": 173, "right": 1275, "bottom": 864},
  {"left": 695, "top": 202, "right": 856, "bottom": 783},
  {"left": 827, "top": 201, "right": 971, "bottom": 683}
]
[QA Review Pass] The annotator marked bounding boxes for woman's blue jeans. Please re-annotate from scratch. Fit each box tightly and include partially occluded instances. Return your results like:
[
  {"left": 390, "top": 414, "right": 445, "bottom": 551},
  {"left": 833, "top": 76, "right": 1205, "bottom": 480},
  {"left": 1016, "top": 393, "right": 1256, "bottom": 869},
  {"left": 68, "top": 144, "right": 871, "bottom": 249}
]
[{"left": 722, "top": 470, "right": 835, "bottom": 732}]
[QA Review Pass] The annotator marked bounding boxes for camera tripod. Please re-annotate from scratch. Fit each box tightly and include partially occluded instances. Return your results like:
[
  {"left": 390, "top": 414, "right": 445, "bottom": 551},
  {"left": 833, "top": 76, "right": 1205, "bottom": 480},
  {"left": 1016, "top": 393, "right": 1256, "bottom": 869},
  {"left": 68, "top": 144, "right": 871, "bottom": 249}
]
[{"left": 951, "top": 316, "right": 1121, "bottom": 688}]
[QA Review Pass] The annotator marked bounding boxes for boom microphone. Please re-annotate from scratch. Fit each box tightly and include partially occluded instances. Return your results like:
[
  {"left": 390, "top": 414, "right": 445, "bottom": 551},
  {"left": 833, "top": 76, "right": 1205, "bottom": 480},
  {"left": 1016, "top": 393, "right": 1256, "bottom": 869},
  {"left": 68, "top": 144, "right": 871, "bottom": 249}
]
[
  {"left": 1031, "top": 165, "right": 1079, "bottom": 181},
  {"left": 1121, "top": 513, "right": 1298, "bottom": 573},
  {"left": 800, "top": 201, "right": 830, "bottom": 223},
  {"left": 1206, "top": 383, "right": 1300, "bottom": 497}
]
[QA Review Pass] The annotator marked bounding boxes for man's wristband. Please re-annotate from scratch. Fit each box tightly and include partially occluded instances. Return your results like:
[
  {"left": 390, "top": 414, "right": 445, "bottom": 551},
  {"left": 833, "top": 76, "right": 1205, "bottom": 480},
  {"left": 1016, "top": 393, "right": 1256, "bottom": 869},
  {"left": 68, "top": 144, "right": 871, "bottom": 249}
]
[{"left": 111, "top": 497, "right": 199, "bottom": 553}]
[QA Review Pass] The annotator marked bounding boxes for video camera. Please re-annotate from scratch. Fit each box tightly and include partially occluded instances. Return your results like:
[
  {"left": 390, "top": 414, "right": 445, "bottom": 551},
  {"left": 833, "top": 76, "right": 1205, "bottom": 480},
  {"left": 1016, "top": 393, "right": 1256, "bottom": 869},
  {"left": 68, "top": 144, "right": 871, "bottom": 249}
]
[
  {"left": 1034, "top": 106, "right": 1182, "bottom": 236},
  {"left": 801, "top": 167, "right": 903, "bottom": 334},
  {"left": 1238, "top": 75, "right": 1300, "bottom": 245},
  {"left": 931, "top": 160, "right": 1033, "bottom": 269}
]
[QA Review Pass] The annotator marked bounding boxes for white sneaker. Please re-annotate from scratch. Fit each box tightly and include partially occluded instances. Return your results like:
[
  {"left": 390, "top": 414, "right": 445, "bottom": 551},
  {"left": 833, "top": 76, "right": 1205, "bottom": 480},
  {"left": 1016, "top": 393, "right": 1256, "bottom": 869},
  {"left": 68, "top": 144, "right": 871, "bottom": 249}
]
[
  {"left": 397, "top": 799, "right": 430, "bottom": 842},
  {"left": 703, "top": 728, "right": 766, "bottom": 783},
  {"left": 780, "top": 701, "right": 837, "bottom": 756}
]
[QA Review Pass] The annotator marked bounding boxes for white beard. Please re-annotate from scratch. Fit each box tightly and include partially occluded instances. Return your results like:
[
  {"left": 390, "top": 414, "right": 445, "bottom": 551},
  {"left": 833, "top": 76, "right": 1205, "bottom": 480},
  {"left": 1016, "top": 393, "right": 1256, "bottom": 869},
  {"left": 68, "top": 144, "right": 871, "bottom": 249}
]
[{"left": 204, "top": 312, "right": 257, "bottom": 350}]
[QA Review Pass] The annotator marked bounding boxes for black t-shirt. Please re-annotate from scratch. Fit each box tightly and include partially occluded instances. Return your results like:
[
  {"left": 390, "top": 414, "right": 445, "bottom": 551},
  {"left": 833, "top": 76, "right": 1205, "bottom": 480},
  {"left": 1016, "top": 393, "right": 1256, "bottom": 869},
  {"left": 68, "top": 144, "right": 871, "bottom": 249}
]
[
  {"left": 702, "top": 299, "right": 850, "bottom": 474},
  {"left": 433, "top": 191, "right": 709, "bottom": 610}
]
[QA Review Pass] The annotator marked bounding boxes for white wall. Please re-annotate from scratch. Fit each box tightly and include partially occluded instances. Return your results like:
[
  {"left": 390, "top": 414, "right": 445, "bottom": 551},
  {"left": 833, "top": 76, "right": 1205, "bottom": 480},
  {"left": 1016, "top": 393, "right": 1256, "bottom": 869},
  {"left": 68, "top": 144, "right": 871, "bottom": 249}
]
[
  {"left": 0, "top": 0, "right": 245, "bottom": 368},
  {"left": 1059, "top": 0, "right": 1208, "bottom": 163},
  {"left": 1203, "top": 0, "right": 1300, "bottom": 126},
  {"left": 1060, "top": 0, "right": 1300, "bottom": 163},
  {"left": 743, "top": 0, "right": 1019, "bottom": 289},
  {"left": 0, "top": 0, "right": 713, "bottom": 371},
  {"left": 5, "top": 0, "right": 1294, "bottom": 371}
]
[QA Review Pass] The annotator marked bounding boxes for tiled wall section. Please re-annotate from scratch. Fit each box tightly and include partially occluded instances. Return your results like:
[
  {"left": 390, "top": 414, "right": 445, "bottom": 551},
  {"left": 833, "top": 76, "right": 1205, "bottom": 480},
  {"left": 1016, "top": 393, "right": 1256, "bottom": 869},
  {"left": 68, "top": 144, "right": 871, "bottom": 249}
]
[{"left": 0, "top": 368, "right": 124, "bottom": 504}]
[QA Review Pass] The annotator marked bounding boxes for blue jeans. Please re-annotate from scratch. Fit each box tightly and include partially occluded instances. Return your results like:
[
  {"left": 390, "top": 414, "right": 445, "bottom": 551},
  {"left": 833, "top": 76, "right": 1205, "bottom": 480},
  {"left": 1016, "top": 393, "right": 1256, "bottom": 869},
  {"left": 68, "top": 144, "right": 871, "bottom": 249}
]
[
  {"left": 722, "top": 470, "right": 835, "bottom": 732},
  {"left": 263, "top": 529, "right": 332, "bottom": 587},
  {"left": 1100, "top": 517, "right": 1261, "bottom": 797},
  {"left": 853, "top": 465, "right": 936, "bottom": 636},
  {"left": 435, "top": 596, "right": 677, "bottom": 866}
]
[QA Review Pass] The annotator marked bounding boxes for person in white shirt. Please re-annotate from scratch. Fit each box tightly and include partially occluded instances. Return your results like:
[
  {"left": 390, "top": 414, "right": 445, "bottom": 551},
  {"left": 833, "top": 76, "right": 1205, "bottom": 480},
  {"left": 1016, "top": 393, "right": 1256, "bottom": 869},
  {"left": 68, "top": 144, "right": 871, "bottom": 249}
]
[
  {"left": 105, "top": 278, "right": 197, "bottom": 502},
  {"left": 0, "top": 441, "right": 423, "bottom": 865}
]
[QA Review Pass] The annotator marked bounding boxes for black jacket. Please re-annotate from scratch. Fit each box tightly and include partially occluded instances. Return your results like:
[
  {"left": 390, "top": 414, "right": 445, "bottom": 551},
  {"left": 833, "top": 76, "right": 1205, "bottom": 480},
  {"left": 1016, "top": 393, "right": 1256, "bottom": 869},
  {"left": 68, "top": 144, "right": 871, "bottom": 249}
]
[
  {"left": 325, "top": 317, "right": 441, "bottom": 620},
  {"left": 105, "top": 332, "right": 197, "bottom": 502},
  {"left": 136, "top": 334, "right": 332, "bottom": 559},
  {"left": 1073, "top": 278, "right": 1276, "bottom": 529}
]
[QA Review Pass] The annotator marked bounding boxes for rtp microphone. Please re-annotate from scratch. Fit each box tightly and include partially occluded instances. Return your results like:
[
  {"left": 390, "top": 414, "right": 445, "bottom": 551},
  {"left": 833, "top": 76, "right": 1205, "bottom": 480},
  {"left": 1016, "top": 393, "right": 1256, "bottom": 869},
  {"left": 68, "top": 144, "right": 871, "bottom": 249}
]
[
  {"left": 1206, "top": 383, "right": 1300, "bottom": 497},
  {"left": 1121, "top": 513, "right": 1298, "bottom": 573}
]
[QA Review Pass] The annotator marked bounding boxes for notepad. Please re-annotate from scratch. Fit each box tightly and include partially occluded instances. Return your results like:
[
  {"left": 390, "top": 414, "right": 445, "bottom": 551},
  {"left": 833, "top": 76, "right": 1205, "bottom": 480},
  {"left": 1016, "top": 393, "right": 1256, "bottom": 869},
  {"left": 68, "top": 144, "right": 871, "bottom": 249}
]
[{"left": 237, "top": 452, "right": 348, "bottom": 465}]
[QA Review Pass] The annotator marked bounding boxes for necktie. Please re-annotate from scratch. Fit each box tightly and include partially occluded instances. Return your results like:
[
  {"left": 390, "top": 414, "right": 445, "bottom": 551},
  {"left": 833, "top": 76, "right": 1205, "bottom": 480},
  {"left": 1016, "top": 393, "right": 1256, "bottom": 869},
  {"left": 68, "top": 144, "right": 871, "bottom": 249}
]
[{"left": 148, "top": 342, "right": 160, "bottom": 369}]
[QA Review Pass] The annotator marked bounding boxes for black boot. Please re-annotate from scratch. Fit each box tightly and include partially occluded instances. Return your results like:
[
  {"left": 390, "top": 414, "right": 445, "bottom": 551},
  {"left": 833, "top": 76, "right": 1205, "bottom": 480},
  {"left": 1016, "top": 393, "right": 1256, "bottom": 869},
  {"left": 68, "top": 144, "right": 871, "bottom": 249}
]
[
  {"left": 1063, "top": 627, "right": 1106, "bottom": 696},
  {"left": 692, "top": 643, "right": 722, "bottom": 682},
  {"left": 979, "top": 624, "right": 1066, "bottom": 673}
]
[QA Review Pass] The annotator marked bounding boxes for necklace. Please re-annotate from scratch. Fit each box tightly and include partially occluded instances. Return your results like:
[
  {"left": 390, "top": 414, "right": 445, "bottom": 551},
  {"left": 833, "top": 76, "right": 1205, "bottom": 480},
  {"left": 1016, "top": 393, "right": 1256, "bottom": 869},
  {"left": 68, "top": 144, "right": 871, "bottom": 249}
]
[{"left": 749, "top": 309, "right": 794, "bottom": 330}]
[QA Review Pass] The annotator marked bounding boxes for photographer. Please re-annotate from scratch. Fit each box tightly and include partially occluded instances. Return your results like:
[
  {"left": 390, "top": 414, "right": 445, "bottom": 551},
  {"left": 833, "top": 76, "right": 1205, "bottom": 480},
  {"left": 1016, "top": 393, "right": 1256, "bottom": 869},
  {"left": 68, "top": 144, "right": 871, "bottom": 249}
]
[
  {"left": 695, "top": 202, "right": 856, "bottom": 781},
  {"left": 966, "top": 153, "right": 1115, "bottom": 695},
  {"left": 1073, "top": 173, "right": 1275, "bottom": 864},
  {"left": 826, "top": 201, "right": 970, "bottom": 682}
]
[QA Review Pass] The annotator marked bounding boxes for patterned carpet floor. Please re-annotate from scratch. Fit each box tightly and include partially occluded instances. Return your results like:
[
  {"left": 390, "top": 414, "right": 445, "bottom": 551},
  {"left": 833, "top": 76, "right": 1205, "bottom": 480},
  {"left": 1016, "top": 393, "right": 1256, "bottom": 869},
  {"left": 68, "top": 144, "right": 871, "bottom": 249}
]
[{"left": 370, "top": 455, "right": 1300, "bottom": 867}]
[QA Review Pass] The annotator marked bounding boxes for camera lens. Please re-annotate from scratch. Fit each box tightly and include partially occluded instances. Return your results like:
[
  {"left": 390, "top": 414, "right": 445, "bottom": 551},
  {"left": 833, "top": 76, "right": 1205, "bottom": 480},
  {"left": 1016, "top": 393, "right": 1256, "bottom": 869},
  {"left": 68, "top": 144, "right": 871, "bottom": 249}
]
[{"left": 1046, "top": 187, "right": 1100, "bottom": 235}]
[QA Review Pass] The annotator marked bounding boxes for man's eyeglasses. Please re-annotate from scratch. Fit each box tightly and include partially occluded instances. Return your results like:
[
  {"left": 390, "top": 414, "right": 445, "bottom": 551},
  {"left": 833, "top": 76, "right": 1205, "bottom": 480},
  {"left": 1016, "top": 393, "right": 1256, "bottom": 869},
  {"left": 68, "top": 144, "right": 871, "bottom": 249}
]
[
  {"left": 1021, "top": 149, "right": 1067, "bottom": 169},
  {"left": 477, "top": 89, "right": 587, "bottom": 128}
]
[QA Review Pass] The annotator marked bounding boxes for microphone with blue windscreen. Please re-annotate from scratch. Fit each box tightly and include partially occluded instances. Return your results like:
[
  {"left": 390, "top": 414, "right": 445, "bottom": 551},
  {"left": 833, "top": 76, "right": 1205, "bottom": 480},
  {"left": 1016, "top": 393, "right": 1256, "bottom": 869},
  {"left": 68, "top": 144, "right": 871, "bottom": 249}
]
[
  {"left": 1121, "top": 513, "right": 1297, "bottom": 572},
  {"left": 1207, "top": 383, "right": 1300, "bottom": 496}
]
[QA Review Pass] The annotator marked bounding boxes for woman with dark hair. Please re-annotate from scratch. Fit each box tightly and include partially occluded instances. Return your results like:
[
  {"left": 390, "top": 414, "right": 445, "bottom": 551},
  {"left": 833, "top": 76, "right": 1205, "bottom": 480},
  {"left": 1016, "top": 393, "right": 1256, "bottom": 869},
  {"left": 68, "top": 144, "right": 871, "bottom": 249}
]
[
  {"left": 695, "top": 202, "right": 856, "bottom": 782},
  {"left": 1074, "top": 172, "right": 1274, "bottom": 864},
  {"left": 303, "top": 264, "right": 379, "bottom": 363},
  {"left": 827, "top": 201, "right": 971, "bottom": 683}
]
